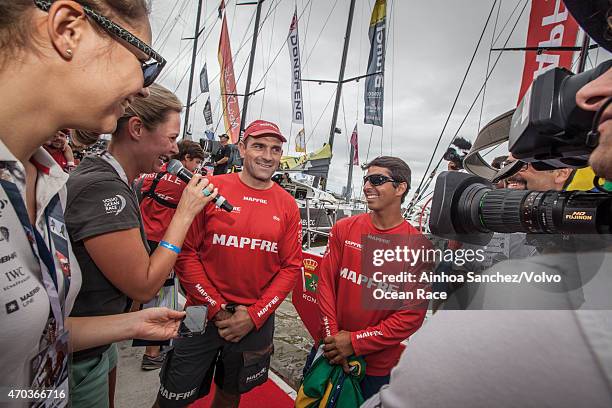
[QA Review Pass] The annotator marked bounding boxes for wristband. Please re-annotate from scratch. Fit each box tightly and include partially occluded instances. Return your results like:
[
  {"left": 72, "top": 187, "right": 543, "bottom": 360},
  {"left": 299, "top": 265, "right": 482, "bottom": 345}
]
[{"left": 159, "top": 240, "right": 181, "bottom": 254}]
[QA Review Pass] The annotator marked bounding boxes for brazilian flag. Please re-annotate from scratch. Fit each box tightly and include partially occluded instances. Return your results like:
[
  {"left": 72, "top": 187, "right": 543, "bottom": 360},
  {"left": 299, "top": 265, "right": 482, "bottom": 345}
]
[{"left": 295, "top": 346, "right": 366, "bottom": 408}]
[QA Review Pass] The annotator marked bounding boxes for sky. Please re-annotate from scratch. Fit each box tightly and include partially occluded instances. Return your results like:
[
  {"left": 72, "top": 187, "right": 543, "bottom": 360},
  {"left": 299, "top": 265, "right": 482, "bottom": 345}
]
[{"left": 148, "top": 0, "right": 610, "bottom": 201}]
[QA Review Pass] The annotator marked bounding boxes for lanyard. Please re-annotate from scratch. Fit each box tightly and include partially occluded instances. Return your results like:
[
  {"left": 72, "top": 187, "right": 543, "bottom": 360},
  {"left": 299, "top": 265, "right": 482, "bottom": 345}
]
[
  {"left": 100, "top": 151, "right": 130, "bottom": 186},
  {"left": 0, "top": 179, "right": 70, "bottom": 332}
]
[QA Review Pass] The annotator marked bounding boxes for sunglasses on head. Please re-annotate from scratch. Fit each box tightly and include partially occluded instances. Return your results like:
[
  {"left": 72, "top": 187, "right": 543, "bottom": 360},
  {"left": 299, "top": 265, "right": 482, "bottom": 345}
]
[
  {"left": 34, "top": 0, "right": 166, "bottom": 87},
  {"left": 363, "top": 174, "right": 399, "bottom": 186},
  {"left": 502, "top": 160, "right": 529, "bottom": 171}
]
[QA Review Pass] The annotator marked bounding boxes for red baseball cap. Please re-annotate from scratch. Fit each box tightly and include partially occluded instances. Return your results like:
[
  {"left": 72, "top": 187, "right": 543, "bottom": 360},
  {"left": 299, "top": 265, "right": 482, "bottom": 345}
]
[{"left": 243, "top": 120, "right": 287, "bottom": 142}]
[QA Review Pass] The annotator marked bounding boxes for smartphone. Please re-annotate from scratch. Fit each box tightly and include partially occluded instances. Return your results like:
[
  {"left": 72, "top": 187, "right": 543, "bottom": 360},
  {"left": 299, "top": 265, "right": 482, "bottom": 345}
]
[{"left": 178, "top": 305, "right": 208, "bottom": 337}]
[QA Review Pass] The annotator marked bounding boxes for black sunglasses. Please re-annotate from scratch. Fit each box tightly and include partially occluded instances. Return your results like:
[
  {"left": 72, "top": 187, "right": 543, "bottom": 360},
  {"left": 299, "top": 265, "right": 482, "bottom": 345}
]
[
  {"left": 363, "top": 174, "right": 399, "bottom": 186},
  {"left": 502, "top": 160, "right": 529, "bottom": 171},
  {"left": 34, "top": 0, "right": 166, "bottom": 87}
]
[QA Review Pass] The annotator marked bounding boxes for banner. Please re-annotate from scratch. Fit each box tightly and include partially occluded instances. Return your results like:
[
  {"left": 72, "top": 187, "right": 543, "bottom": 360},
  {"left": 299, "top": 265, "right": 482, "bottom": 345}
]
[
  {"left": 199, "top": 63, "right": 209, "bottom": 93},
  {"left": 517, "top": 0, "right": 579, "bottom": 104},
  {"left": 295, "top": 128, "right": 306, "bottom": 153},
  {"left": 218, "top": 0, "right": 225, "bottom": 19},
  {"left": 364, "top": 0, "right": 386, "bottom": 127},
  {"left": 288, "top": 7, "right": 304, "bottom": 125},
  {"left": 291, "top": 252, "right": 323, "bottom": 340},
  {"left": 218, "top": 14, "right": 241, "bottom": 143},
  {"left": 203, "top": 96, "right": 213, "bottom": 126},
  {"left": 350, "top": 124, "right": 359, "bottom": 165}
]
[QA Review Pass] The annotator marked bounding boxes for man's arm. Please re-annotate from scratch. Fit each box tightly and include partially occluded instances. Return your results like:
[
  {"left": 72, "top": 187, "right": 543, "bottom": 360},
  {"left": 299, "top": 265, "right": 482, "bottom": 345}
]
[
  {"left": 350, "top": 255, "right": 432, "bottom": 356},
  {"left": 350, "top": 307, "right": 427, "bottom": 356},
  {"left": 174, "top": 213, "right": 227, "bottom": 318},
  {"left": 316, "top": 223, "right": 343, "bottom": 340},
  {"left": 246, "top": 205, "right": 303, "bottom": 329}
]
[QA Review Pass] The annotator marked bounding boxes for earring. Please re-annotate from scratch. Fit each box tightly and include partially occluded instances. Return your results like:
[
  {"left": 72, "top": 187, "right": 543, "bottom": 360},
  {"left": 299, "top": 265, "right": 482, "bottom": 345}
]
[{"left": 66, "top": 49, "right": 73, "bottom": 57}]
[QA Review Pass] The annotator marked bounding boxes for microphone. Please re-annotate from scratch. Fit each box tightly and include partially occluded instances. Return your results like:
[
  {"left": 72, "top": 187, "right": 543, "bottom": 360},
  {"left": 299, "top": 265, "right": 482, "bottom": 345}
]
[{"left": 167, "top": 159, "right": 233, "bottom": 212}]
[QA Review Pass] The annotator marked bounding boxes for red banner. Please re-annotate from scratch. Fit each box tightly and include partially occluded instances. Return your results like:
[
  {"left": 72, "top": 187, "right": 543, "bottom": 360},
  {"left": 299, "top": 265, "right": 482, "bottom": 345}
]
[
  {"left": 218, "top": 14, "right": 241, "bottom": 143},
  {"left": 517, "top": 0, "right": 579, "bottom": 104},
  {"left": 350, "top": 124, "right": 359, "bottom": 165},
  {"left": 291, "top": 252, "right": 323, "bottom": 340}
]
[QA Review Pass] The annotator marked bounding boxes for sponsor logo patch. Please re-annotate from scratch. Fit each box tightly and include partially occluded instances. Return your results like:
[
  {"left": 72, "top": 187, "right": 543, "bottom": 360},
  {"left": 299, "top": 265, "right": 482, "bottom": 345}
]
[
  {"left": 103, "top": 195, "right": 127, "bottom": 215},
  {"left": 5, "top": 300, "right": 19, "bottom": 314}
]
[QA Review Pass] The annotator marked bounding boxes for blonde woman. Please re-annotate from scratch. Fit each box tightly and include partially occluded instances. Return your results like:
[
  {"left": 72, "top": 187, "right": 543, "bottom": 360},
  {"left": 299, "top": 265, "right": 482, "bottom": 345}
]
[
  {"left": 0, "top": 1, "right": 212, "bottom": 406},
  {"left": 65, "top": 84, "right": 217, "bottom": 406}
]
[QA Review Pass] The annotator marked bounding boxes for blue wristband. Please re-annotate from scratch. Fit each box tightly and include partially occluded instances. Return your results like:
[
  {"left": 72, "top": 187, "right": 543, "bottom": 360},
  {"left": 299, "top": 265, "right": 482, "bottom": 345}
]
[{"left": 159, "top": 240, "right": 181, "bottom": 254}]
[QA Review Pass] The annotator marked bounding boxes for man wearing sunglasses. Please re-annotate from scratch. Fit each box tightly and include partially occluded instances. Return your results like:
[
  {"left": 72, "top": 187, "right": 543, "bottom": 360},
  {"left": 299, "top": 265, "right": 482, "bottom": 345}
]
[
  {"left": 312, "top": 156, "right": 432, "bottom": 400},
  {"left": 501, "top": 154, "right": 573, "bottom": 191}
]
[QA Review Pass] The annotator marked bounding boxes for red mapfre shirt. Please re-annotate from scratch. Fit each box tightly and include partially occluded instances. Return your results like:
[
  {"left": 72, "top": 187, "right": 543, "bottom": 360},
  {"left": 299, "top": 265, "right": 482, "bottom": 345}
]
[
  {"left": 317, "top": 213, "right": 431, "bottom": 376},
  {"left": 138, "top": 163, "right": 184, "bottom": 242},
  {"left": 174, "top": 173, "right": 303, "bottom": 329},
  {"left": 44, "top": 146, "right": 68, "bottom": 171}
]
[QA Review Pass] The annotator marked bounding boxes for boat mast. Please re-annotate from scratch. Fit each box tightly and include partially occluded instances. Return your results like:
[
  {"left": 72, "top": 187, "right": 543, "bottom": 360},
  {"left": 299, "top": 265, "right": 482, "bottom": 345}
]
[
  {"left": 239, "top": 0, "right": 265, "bottom": 139},
  {"left": 183, "top": 0, "right": 204, "bottom": 140},
  {"left": 577, "top": 31, "right": 590, "bottom": 73},
  {"left": 345, "top": 138, "right": 356, "bottom": 201},
  {"left": 322, "top": 0, "right": 357, "bottom": 189}
]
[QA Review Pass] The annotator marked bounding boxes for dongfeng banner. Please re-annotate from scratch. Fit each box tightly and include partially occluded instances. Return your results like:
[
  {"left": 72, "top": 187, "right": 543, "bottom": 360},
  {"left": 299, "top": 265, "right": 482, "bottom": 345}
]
[
  {"left": 288, "top": 7, "right": 304, "bottom": 125},
  {"left": 364, "top": 0, "right": 386, "bottom": 127}
]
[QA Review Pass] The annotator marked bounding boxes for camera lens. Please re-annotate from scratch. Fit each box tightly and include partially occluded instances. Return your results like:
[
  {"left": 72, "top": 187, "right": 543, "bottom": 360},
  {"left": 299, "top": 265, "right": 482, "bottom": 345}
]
[{"left": 458, "top": 187, "right": 610, "bottom": 235}]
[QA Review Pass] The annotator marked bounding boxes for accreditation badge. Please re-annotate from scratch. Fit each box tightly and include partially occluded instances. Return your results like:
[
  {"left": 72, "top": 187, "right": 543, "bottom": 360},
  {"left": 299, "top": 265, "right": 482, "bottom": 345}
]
[{"left": 30, "top": 330, "right": 70, "bottom": 407}]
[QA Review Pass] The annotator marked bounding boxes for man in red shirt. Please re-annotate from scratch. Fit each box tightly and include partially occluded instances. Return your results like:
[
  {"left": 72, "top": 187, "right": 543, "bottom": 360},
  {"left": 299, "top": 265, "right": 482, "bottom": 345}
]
[
  {"left": 156, "top": 120, "right": 303, "bottom": 408},
  {"left": 43, "top": 129, "right": 75, "bottom": 172},
  {"left": 314, "top": 156, "right": 431, "bottom": 400}
]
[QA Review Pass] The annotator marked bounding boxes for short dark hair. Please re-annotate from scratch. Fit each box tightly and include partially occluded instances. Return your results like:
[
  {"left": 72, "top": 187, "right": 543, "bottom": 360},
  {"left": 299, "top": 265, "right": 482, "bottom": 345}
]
[
  {"left": 365, "top": 156, "right": 411, "bottom": 203},
  {"left": 173, "top": 140, "right": 204, "bottom": 161},
  {"left": 219, "top": 134, "right": 230, "bottom": 140},
  {"left": 491, "top": 155, "right": 508, "bottom": 170}
]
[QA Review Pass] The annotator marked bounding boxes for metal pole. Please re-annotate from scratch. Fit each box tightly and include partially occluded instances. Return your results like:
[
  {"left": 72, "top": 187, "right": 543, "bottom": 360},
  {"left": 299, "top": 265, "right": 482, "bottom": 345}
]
[
  {"left": 345, "top": 143, "right": 355, "bottom": 201},
  {"left": 326, "top": 0, "right": 356, "bottom": 158},
  {"left": 183, "top": 0, "right": 204, "bottom": 140},
  {"left": 305, "top": 199, "right": 311, "bottom": 250},
  {"left": 577, "top": 32, "right": 591, "bottom": 73},
  {"left": 239, "top": 0, "right": 265, "bottom": 138}
]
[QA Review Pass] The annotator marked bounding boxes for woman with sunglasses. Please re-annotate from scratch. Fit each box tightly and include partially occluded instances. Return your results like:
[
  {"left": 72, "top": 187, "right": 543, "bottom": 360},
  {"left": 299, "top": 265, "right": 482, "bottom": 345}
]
[
  {"left": 65, "top": 85, "right": 217, "bottom": 407},
  {"left": 0, "top": 1, "right": 206, "bottom": 406}
]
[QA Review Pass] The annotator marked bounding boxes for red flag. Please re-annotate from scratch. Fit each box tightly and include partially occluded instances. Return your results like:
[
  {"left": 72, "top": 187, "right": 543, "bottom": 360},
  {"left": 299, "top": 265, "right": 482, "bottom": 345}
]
[
  {"left": 218, "top": 14, "right": 241, "bottom": 143},
  {"left": 517, "top": 0, "right": 579, "bottom": 104},
  {"left": 350, "top": 124, "right": 359, "bottom": 165}
]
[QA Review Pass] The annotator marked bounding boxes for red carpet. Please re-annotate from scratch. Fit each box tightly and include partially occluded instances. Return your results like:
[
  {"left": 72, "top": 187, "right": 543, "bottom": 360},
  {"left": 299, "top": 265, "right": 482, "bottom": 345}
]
[{"left": 189, "top": 379, "right": 294, "bottom": 408}]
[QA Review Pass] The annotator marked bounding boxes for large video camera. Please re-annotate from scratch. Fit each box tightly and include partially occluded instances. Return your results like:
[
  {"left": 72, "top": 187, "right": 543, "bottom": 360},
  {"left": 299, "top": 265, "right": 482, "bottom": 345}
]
[{"left": 430, "top": 61, "right": 612, "bottom": 245}]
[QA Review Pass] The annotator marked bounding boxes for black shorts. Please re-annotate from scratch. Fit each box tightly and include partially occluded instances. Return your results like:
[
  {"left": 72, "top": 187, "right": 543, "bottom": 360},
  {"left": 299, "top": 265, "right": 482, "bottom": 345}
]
[{"left": 156, "top": 314, "right": 275, "bottom": 408}]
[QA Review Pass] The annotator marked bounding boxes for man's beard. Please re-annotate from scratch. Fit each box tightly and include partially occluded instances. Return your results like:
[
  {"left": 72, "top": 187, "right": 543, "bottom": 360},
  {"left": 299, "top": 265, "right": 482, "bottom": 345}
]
[{"left": 505, "top": 174, "right": 527, "bottom": 190}]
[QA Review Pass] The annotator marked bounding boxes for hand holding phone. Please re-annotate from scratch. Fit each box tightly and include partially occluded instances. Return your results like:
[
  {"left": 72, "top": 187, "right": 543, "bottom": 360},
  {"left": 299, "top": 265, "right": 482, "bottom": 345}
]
[{"left": 178, "top": 305, "right": 208, "bottom": 337}]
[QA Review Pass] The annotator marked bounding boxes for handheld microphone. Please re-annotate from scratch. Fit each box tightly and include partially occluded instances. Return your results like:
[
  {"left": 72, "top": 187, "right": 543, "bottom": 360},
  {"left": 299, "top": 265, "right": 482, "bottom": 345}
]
[{"left": 167, "top": 159, "right": 233, "bottom": 212}]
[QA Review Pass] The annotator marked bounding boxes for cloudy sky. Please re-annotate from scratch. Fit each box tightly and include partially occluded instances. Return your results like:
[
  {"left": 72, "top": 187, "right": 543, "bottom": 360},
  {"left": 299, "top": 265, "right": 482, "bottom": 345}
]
[{"left": 148, "top": 0, "right": 609, "bottom": 200}]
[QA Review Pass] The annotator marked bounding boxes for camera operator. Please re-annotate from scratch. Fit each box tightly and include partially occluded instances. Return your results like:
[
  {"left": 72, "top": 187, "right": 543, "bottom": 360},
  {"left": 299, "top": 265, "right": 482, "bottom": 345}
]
[
  {"left": 502, "top": 154, "right": 574, "bottom": 191},
  {"left": 362, "top": 2, "right": 612, "bottom": 407},
  {"left": 212, "top": 133, "right": 231, "bottom": 175}
]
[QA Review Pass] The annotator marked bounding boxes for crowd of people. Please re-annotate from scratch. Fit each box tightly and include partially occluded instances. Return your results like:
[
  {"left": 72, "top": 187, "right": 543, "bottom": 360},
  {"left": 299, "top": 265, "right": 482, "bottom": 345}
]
[{"left": 0, "top": 1, "right": 611, "bottom": 408}]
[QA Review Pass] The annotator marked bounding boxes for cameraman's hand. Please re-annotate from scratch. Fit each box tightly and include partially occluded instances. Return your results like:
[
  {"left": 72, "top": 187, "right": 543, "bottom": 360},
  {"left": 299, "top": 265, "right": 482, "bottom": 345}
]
[
  {"left": 215, "top": 305, "right": 254, "bottom": 343},
  {"left": 175, "top": 175, "right": 218, "bottom": 221}
]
